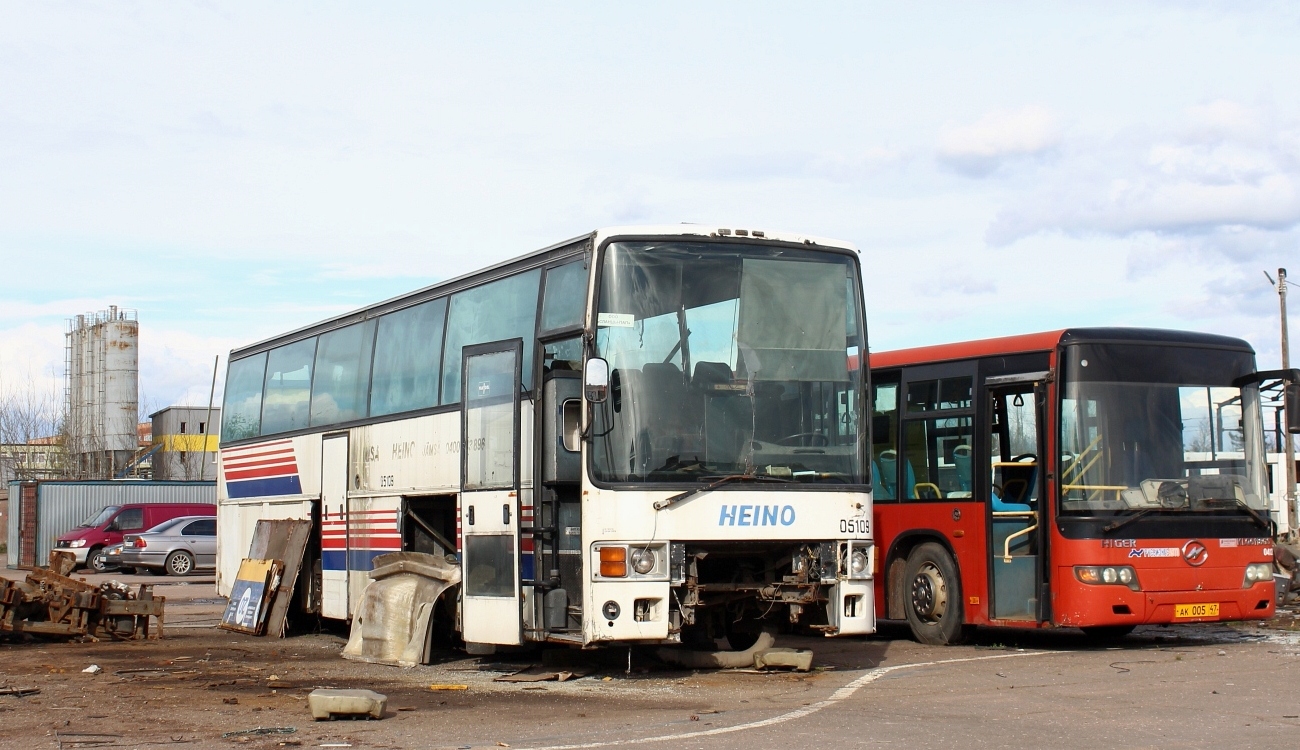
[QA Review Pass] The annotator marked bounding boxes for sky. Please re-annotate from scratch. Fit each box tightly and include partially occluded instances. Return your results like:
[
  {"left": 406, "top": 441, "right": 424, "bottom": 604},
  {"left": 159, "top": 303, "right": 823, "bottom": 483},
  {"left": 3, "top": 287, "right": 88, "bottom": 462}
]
[{"left": 1, "top": 2, "right": 1298, "bottom": 413}]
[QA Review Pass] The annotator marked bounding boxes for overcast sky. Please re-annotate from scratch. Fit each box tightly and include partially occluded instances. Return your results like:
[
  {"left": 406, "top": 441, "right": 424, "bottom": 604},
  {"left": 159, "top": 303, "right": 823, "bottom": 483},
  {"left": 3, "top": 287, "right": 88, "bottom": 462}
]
[{"left": 2, "top": 2, "right": 1298, "bottom": 411}]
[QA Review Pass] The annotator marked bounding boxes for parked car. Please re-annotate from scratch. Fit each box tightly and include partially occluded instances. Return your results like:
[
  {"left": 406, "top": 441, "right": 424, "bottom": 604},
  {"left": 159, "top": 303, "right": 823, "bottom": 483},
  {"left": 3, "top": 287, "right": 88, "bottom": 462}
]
[
  {"left": 118, "top": 516, "right": 217, "bottom": 576},
  {"left": 55, "top": 504, "right": 216, "bottom": 572},
  {"left": 103, "top": 542, "right": 127, "bottom": 572}
]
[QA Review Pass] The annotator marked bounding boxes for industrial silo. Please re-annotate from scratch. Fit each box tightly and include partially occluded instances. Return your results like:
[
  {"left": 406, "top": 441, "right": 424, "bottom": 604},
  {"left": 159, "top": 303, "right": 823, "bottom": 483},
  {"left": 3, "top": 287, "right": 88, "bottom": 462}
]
[{"left": 64, "top": 306, "right": 139, "bottom": 478}]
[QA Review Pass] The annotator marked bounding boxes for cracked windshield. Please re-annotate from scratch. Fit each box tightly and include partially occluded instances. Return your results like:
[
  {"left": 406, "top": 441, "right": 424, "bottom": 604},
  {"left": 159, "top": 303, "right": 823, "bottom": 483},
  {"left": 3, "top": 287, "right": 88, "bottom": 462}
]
[
  {"left": 1059, "top": 346, "right": 1268, "bottom": 516},
  {"left": 590, "top": 241, "right": 865, "bottom": 485}
]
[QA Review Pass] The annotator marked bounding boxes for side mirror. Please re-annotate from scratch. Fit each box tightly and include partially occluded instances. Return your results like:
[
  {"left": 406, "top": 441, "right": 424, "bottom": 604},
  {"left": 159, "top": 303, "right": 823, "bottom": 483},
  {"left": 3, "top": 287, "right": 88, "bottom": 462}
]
[
  {"left": 1287, "top": 383, "right": 1300, "bottom": 434},
  {"left": 585, "top": 358, "right": 609, "bottom": 403}
]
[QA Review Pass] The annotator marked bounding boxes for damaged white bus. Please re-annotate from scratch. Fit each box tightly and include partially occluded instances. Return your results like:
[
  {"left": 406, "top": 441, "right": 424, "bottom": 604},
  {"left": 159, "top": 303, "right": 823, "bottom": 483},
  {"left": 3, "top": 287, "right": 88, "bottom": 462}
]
[{"left": 216, "top": 225, "right": 873, "bottom": 654}]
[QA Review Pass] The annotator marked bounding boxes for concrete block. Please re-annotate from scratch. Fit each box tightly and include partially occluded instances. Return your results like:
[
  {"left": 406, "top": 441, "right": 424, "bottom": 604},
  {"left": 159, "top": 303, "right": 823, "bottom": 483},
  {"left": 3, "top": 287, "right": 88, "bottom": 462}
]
[{"left": 307, "top": 688, "right": 388, "bottom": 720}]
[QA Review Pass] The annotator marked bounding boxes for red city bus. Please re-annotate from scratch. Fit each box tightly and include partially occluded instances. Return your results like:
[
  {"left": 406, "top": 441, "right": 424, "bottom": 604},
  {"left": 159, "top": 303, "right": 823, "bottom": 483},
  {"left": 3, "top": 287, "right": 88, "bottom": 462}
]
[{"left": 869, "top": 328, "right": 1282, "bottom": 644}]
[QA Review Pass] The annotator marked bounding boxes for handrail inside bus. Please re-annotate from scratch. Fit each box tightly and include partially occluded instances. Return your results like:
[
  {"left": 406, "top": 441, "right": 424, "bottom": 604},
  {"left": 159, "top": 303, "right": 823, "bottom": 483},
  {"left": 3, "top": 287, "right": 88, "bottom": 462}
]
[{"left": 997, "top": 510, "right": 1038, "bottom": 563}]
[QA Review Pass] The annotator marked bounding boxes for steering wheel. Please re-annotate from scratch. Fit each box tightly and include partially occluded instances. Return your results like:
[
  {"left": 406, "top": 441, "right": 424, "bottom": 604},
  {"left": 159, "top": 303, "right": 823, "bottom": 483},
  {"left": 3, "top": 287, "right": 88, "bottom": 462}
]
[{"left": 776, "top": 432, "right": 829, "bottom": 447}]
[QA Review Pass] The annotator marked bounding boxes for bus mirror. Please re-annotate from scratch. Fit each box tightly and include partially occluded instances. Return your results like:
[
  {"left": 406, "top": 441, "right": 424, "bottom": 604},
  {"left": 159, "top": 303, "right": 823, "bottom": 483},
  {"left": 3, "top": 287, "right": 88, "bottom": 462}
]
[
  {"left": 585, "top": 358, "right": 609, "bottom": 403},
  {"left": 1287, "top": 383, "right": 1300, "bottom": 434}
]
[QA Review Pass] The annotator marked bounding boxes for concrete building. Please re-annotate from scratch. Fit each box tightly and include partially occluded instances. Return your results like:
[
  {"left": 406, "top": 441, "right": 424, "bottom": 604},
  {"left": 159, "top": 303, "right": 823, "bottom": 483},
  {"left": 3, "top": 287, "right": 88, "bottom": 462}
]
[{"left": 149, "top": 406, "right": 220, "bottom": 481}]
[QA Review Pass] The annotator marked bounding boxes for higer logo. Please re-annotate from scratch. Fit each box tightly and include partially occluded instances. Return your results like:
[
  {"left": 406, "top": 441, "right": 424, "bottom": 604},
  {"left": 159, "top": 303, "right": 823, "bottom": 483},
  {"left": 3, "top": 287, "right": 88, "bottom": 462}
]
[
  {"left": 1182, "top": 540, "right": 1209, "bottom": 567},
  {"left": 718, "top": 504, "right": 796, "bottom": 527}
]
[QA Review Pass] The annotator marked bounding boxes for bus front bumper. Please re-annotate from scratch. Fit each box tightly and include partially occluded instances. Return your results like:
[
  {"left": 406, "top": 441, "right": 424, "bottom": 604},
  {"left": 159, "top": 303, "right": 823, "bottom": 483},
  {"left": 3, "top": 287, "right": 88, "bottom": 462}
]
[{"left": 1055, "top": 577, "right": 1276, "bottom": 627}]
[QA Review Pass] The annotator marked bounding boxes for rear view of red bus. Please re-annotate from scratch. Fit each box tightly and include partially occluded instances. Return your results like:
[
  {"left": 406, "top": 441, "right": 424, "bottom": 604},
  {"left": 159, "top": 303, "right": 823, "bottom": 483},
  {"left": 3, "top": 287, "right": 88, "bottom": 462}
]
[{"left": 870, "top": 328, "right": 1282, "bottom": 644}]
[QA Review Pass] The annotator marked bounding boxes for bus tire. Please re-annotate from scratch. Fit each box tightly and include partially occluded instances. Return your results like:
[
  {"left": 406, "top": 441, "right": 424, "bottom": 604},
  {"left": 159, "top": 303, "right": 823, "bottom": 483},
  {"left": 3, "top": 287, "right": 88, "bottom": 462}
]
[
  {"left": 903, "top": 542, "right": 966, "bottom": 646},
  {"left": 1081, "top": 625, "right": 1135, "bottom": 640}
]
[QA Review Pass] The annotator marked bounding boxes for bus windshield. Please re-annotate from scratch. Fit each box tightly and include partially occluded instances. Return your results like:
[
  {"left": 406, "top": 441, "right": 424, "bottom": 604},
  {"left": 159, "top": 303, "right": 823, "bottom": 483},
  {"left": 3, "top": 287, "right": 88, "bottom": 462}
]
[
  {"left": 590, "top": 240, "right": 866, "bottom": 485},
  {"left": 1059, "top": 343, "right": 1270, "bottom": 515}
]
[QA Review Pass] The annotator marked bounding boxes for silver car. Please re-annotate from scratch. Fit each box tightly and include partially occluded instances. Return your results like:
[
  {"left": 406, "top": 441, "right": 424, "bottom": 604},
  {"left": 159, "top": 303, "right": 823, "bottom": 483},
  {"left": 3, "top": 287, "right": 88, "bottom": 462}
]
[{"left": 118, "top": 515, "right": 217, "bottom": 576}]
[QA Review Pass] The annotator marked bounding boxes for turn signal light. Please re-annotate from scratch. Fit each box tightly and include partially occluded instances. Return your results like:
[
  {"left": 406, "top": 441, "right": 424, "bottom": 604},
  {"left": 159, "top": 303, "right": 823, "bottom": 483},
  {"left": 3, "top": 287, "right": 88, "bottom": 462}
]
[{"left": 599, "top": 546, "right": 627, "bottom": 577}]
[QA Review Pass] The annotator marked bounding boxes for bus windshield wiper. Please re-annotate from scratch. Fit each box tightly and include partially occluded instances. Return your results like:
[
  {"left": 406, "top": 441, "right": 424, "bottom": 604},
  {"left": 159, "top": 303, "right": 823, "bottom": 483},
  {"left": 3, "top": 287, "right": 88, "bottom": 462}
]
[
  {"left": 653, "top": 474, "right": 793, "bottom": 511},
  {"left": 1203, "top": 496, "right": 1275, "bottom": 533},
  {"left": 1102, "top": 507, "right": 1158, "bottom": 534}
]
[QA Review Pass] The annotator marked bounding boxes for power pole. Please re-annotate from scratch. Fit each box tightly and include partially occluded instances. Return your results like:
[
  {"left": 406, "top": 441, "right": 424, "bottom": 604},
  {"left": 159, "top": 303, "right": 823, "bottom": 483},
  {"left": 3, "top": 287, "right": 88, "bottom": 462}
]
[{"left": 1279, "top": 269, "right": 1296, "bottom": 536}]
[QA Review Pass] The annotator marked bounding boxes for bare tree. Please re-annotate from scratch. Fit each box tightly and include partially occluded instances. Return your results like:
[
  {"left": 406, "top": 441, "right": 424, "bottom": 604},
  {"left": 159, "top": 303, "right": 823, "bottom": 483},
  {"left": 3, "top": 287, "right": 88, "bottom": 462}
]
[{"left": 0, "top": 371, "right": 66, "bottom": 481}]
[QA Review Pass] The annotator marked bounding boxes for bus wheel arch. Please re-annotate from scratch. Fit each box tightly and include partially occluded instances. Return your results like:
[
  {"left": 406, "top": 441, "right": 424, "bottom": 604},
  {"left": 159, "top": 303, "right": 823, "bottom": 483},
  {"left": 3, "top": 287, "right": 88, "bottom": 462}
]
[{"left": 884, "top": 531, "right": 958, "bottom": 620}]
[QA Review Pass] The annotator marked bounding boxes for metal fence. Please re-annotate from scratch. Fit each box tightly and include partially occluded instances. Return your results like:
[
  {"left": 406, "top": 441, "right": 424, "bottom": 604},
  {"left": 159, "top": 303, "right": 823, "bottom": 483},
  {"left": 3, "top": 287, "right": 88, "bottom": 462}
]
[{"left": 6, "top": 480, "right": 215, "bottom": 568}]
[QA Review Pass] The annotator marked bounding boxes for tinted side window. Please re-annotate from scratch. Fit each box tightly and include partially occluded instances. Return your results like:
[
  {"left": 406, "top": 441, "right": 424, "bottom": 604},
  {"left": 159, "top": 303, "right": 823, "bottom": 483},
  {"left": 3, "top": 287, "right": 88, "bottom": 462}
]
[
  {"left": 540, "top": 260, "right": 587, "bottom": 332},
  {"left": 871, "top": 375, "right": 900, "bottom": 500},
  {"left": 310, "top": 320, "right": 377, "bottom": 426},
  {"left": 182, "top": 519, "right": 217, "bottom": 535},
  {"left": 262, "top": 338, "right": 317, "bottom": 434},
  {"left": 115, "top": 508, "right": 145, "bottom": 531},
  {"left": 370, "top": 298, "right": 448, "bottom": 417},
  {"left": 441, "top": 269, "right": 542, "bottom": 403},
  {"left": 222, "top": 353, "right": 267, "bottom": 441}
]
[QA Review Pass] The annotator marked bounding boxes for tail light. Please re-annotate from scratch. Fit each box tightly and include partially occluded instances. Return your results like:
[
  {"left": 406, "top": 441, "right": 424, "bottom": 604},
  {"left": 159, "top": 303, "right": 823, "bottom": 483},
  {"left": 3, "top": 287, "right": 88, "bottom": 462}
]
[{"left": 133, "top": 537, "right": 146, "bottom": 548}]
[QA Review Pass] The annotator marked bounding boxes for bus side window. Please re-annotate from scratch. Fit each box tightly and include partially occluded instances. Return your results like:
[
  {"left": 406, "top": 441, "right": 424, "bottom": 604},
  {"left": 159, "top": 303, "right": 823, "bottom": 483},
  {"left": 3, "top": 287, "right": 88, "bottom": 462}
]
[
  {"left": 901, "top": 376, "right": 974, "bottom": 500},
  {"left": 872, "top": 377, "right": 899, "bottom": 500}
]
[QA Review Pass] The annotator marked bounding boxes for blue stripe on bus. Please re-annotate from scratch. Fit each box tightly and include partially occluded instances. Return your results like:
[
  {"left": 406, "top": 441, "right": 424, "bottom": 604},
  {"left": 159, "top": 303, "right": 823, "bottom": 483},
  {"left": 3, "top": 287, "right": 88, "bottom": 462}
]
[
  {"left": 322, "top": 550, "right": 346, "bottom": 571},
  {"left": 226, "top": 475, "right": 302, "bottom": 499},
  {"left": 348, "top": 548, "right": 398, "bottom": 571}
]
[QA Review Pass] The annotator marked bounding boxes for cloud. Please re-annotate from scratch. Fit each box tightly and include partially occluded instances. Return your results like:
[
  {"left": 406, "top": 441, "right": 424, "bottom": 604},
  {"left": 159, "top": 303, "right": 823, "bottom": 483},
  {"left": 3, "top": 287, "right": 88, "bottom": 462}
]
[
  {"left": 986, "top": 103, "right": 1300, "bottom": 247},
  {"left": 937, "top": 106, "right": 1061, "bottom": 177}
]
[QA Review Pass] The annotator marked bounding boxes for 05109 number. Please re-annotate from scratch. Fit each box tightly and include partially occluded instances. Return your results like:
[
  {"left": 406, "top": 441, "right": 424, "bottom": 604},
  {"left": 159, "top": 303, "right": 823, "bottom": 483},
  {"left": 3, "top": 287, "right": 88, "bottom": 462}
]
[{"left": 840, "top": 518, "right": 870, "bottom": 535}]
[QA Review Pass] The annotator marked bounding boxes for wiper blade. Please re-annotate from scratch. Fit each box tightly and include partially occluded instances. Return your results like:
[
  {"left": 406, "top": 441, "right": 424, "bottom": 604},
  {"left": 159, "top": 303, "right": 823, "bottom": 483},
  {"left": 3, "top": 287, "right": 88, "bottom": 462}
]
[
  {"left": 653, "top": 474, "right": 793, "bottom": 511},
  {"left": 1102, "top": 508, "right": 1157, "bottom": 534},
  {"left": 1225, "top": 496, "right": 1275, "bottom": 533}
]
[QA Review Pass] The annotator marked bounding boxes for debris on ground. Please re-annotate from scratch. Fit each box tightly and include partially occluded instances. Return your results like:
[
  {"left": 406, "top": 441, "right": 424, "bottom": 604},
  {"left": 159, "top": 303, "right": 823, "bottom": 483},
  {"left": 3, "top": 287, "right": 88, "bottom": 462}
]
[
  {"left": 307, "top": 688, "right": 387, "bottom": 721},
  {"left": 220, "top": 726, "right": 297, "bottom": 738},
  {"left": 81, "top": 664, "right": 102, "bottom": 674},
  {"left": 428, "top": 684, "right": 469, "bottom": 691},
  {"left": 494, "top": 665, "right": 592, "bottom": 683},
  {"left": 654, "top": 631, "right": 815, "bottom": 672},
  {"left": 0, "top": 551, "right": 165, "bottom": 642},
  {"left": 343, "top": 552, "right": 460, "bottom": 667},
  {"left": 0, "top": 687, "right": 40, "bottom": 697}
]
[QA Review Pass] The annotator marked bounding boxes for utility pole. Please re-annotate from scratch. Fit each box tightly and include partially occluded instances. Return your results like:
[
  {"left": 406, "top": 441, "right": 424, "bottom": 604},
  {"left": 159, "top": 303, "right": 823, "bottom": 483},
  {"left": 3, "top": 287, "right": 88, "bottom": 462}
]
[{"left": 1277, "top": 269, "right": 1297, "bottom": 536}]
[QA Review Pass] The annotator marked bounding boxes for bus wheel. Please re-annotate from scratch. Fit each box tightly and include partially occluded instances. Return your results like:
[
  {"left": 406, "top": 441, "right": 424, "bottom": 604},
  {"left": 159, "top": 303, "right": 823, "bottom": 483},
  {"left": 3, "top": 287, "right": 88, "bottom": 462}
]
[
  {"left": 1081, "top": 625, "right": 1135, "bottom": 640},
  {"left": 903, "top": 543, "right": 966, "bottom": 646}
]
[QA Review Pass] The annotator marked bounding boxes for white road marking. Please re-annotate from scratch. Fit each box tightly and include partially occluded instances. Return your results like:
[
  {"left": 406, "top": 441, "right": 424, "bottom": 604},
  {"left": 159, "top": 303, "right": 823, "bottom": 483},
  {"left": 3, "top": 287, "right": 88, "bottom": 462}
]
[{"left": 516, "top": 651, "right": 1054, "bottom": 750}]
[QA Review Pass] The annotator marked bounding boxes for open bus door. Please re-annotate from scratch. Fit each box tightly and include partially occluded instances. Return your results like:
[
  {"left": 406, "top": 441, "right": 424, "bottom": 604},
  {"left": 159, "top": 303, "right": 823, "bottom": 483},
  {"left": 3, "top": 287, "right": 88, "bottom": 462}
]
[
  {"left": 459, "top": 340, "right": 525, "bottom": 646},
  {"left": 984, "top": 372, "right": 1049, "bottom": 623}
]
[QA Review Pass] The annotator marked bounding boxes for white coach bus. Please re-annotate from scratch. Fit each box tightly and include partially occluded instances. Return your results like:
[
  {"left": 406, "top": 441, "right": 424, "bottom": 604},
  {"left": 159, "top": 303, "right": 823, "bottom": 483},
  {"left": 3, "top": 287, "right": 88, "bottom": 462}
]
[{"left": 216, "top": 225, "right": 873, "bottom": 649}]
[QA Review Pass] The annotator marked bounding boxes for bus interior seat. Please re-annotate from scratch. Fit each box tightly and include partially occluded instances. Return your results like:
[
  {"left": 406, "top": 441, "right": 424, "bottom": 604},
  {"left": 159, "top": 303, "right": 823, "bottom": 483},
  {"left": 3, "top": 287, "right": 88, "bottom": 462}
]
[
  {"left": 642, "top": 362, "right": 687, "bottom": 453},
  {"left": 878, "top": 449, "right": 918, "bottom": 499},
  {"left": 693, "top": 361, "right": 732, "bottom": 388},
  {"left": 993, "top": 460, "right": 1035, "bottom": 512},
  {"left": 952, "top": 444, "right": 972, "bottom": 494}
]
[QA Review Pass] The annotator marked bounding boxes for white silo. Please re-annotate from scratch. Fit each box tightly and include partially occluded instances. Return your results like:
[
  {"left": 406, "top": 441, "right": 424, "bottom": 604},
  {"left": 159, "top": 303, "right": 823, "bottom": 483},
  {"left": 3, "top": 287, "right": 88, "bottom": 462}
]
[{"left": 65, "top": 306, "right": 139, "bottom": 478}]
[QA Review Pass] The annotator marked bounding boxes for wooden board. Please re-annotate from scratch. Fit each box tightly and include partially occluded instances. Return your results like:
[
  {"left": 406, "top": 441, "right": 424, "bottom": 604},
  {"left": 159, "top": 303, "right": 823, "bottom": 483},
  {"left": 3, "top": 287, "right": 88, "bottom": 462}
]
[
  {"left": 245, "top": 519, "right": 312, "bottom": 638},
  {"left": 219, "top": 559, "right": 280, "bottom": 635}
]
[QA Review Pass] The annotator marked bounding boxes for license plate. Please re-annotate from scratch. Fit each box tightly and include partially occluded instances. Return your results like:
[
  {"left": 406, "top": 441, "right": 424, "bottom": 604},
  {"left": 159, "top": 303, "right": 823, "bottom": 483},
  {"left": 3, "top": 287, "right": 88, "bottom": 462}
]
[{"left": 1174, "top": 602, "right": 1219, "bottom": 618}]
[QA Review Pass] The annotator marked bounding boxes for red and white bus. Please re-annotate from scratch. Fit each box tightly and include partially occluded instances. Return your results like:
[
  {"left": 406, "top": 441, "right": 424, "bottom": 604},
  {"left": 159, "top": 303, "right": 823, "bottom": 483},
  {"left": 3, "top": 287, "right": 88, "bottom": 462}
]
[{"left": 869, "top": 328, "right": 1282, "bottom": 643}]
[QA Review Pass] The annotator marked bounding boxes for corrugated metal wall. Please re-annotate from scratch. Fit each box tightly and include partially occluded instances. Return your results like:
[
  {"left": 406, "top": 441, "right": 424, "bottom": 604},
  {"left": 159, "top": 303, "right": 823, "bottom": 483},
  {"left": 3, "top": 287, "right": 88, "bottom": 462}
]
[{"left": 6, "top": 480, "right": 215, "bottom": 568}]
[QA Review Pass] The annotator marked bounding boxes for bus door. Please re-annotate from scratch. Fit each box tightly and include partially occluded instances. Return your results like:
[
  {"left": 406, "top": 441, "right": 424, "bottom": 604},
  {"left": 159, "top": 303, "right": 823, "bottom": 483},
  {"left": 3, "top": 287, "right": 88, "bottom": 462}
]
[
  {"left": 985, "top": 372, "right": 1048, "bottom": 622},
  {"left": 320, "top": 434, "right": 349, "bottom": 619},
  {"left": 460, "top": 340, "right": 524, "bottom": 645}
]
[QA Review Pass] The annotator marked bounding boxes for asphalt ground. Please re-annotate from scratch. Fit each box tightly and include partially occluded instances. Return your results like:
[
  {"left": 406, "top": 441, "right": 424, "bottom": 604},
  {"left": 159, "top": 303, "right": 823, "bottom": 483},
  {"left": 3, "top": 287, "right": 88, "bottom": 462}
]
[{"left": 2, "top": 559, "right": 1299, "bottom": 749}]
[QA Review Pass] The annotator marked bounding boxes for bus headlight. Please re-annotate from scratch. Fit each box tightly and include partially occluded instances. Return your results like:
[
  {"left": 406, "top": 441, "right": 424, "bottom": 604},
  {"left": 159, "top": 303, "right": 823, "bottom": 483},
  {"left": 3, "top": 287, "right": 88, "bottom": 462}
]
[
  {"left": 1075, "top": 566, "right": 1140, "bottom": 591},
  {"left": 630, "top": 547, "right": 657, "bottom": 575},
  {"left": 850, "top": 549, "right": 869, "bottom": 577},
  {"left": 1244, "top": 563, "right": 1272, "bottom": 587},
  {"left": 593, "top": 543, "right": 668, "bottom": 580}
]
